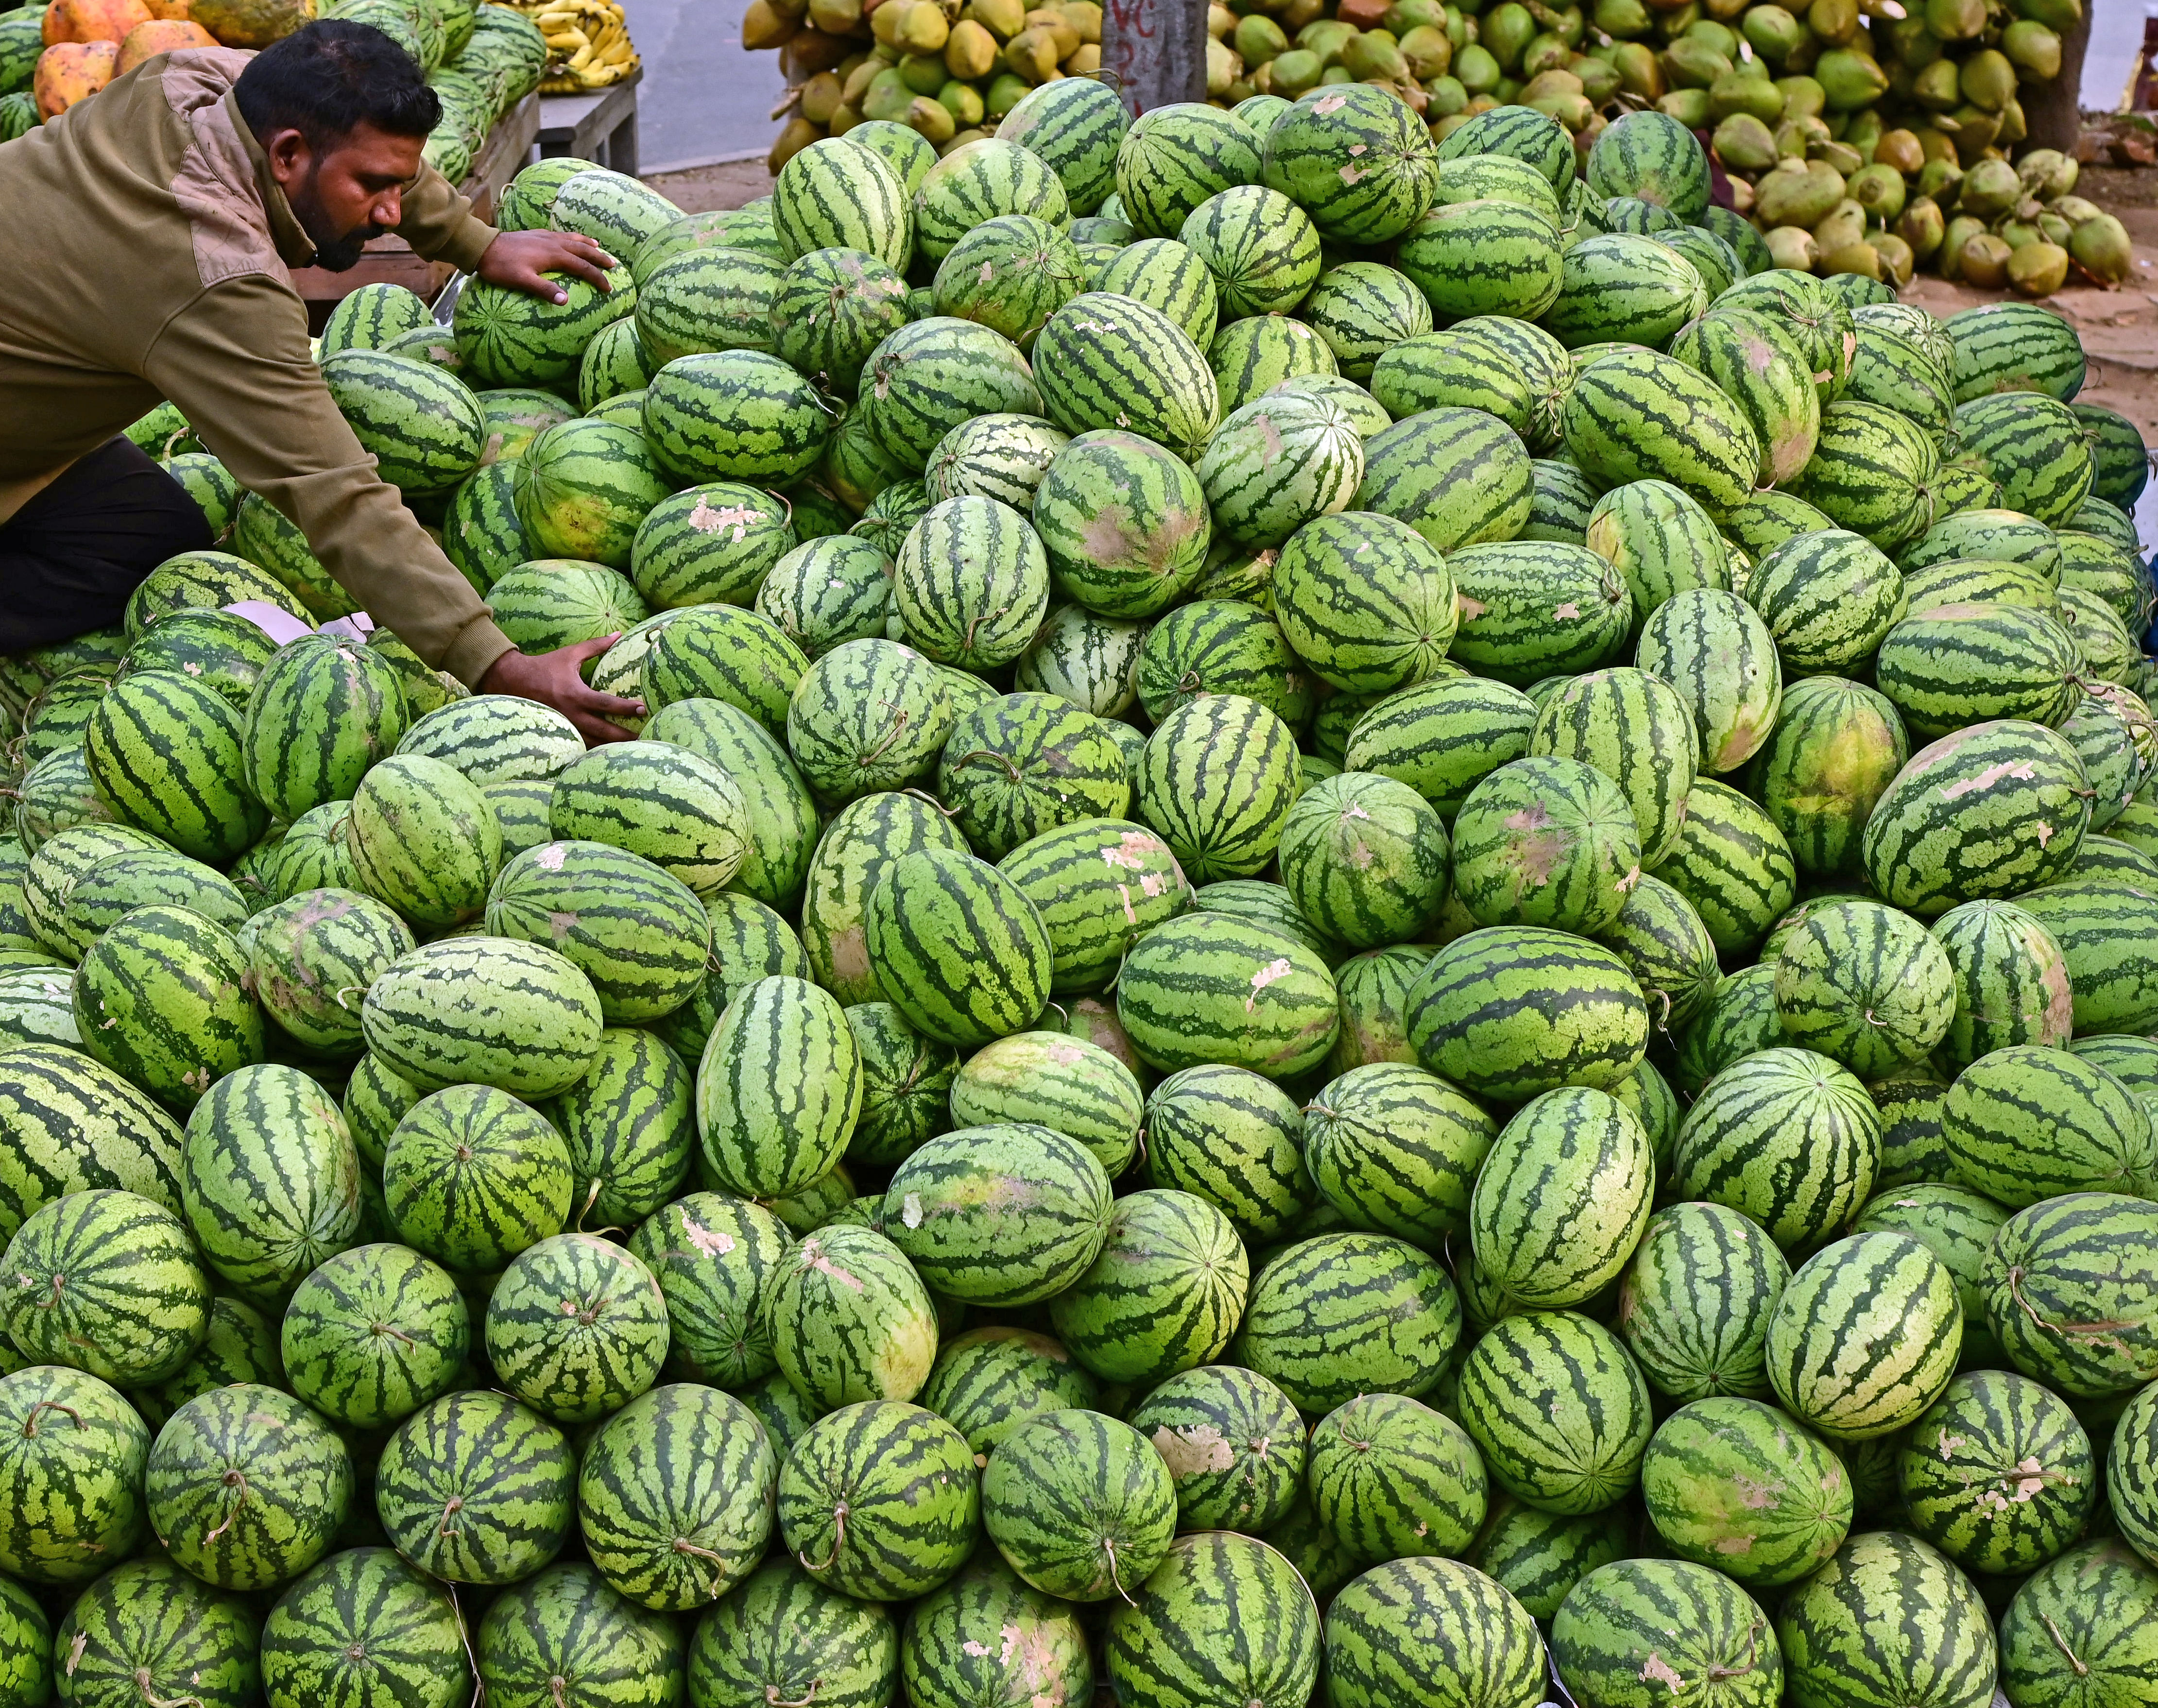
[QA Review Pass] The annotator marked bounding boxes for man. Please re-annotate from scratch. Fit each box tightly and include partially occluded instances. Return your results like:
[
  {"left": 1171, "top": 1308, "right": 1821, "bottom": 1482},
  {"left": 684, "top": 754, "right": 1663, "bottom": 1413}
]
[{"left": 0, "top": 20, "right": 640, "bottom": 740}]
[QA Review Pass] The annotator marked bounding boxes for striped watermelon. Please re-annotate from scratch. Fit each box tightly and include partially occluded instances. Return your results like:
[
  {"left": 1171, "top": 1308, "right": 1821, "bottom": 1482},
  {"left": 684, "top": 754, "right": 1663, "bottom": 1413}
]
[
  {"left": 1947, "top": 299, "right": 2085, "bottom": 402},
  {"left": 1046, "top": 1188, "right": 1248, "bottom": 1385},
  {"left": 1233, "top": 1230, "right": 1457, "bottom": 1414},
  {"left": 0, "top": 1188, "right": 208, "bottom": 1384},
  {"left": 1275, "top": 771, "right": 1448, "bottom": 950},
  {"left": 1299, "top": 263, "right": 1434, "bottom": 381},
  {"left": 1773, "top": 900, "right": 1956, "bottom": 1079},
  {"left": 1598, "top": 873, "right": 1721, "bottom": 1040},
  {"left": 1931, "top": 900, "right": 2074, "bottom": 1068},
  {"left": 1616, "top": 1200, "right": 1790, "bottom": 1402},
  {"left": 641, "top": 352, "right": 832, "bottom": 488},
  {"left": 45, "top": 846, "right": 242, "bottom": 960},
  {"left": 1982, "top": 1191, "right": 2158, "bottom": 1398},
  {"left": 1747, "top": 527, "right": 1910, "bottom": 672},
  {"left": 627, "top": 480, "right": 794, "bottom": 609},
  {"left": 1113, "top": 102, "right": 1261, "bottom": 239},
  {"left": 859, "top": 318, "right": 1043, "bottom": 476},
  {"left": 862, "top": 848, "right": 1050, "bottom": 1049},
  {"left": 1635, "top": 589, "right": 1782, "bottom": 773},
  {"left": 1769, "top": 1231, "right": 1963, "bottom": 1442},
  {"left": 1561, "top": 348, "right": 1761, "bottom": 517},
  {"left": 798, "top": 790, "right": 969, "bottom": 1003},
  {"left": 1302, "top": 1061, "right": 1490, "bottom": 1248},
  {"left": 931, "top": 213, "right": 1085, "bottom": 350},
  {"left": 1472, "top": 1085, "right": 1653, "bottom": 1312},
  {"left": 0, "top": 1362, "right": 150, "bottom": 1584},
  {"left": 54, "top": 1558, "right": 260, "bottom": 1708},
  {"left": 997, "top": 76, "right": 1126, "bottom": 215},
  {"left": 1270, "top": 511, "right": 1456, "bottom": 698},
  {"left": 473, "top": 1561, "right": 685, "bottom": 1708},
  {"left": 1874, "top": 602, "right": 2082, "bottom": 742},
  {"left": 85, "top": 669, "right": 268, "bottom": 863},
  {"left": 945, "top": 1031, "right": 1142, "bottom": 1176},
  {"left": 1951, "top": 391, "right": 2095, "bottom": 528},
  {"left": 1941, "top": 1044, "right": 2152, "bottom": 1207},
  {"left": 1555, "top": 1560, "right": 1784, "bottom": 1708},
  {"left": 259, "top": 1548, "right": 468, "bottom": 1708},
  {"left": 772, "top": 138, "right": 909, "bottom": 267},
  {"left": 1867, "top": 1066, "right": 1956, "bottom": 1192},
  {"left": 891, "top": 494, "right": 1049, "bottom": 671},
  {"left": 1654, "top": 777, "right": 1798, "bottom": 961},
  {"left": 1140, "top": 1064, "right": 1305, "bottom": 1244},
  {"left": 453, "top": 274, "right": 631, "bottom": 390},
  {"left": 1115, "top": 911, "right": 1336, "bottom": 1080},
  {"left": 488, "top": 559, "right": 649, "bottom": 654},
  {"left": 1742, "top": 675, "right": 1909, "bottom": 877},
  {"left": 1447, "top": 539, "right": 1633, "bottom": 683},
  {"left": 1850, "top": 1182, "right": 2010, "bottom": 1371},
  {"left": 925, "top": 411, "right": 1069, "bottom": 510},
  {"left": 1136, "top": 598, "right": 1312, "bottom": 726},
  {"left": 633, "top": 247, "right": 782, "bottom": 367},
  {"left": 1032, "top": 292, "right": 1219, "bottom": 460},
  {"left": 2014, "top": 878, "right": 2158, "bottom": 1036},
  {"left": 1195, "top": 391, "right": 1364, "bottom": 554},
  {"left": 323, "top": 349, "right": 485, "bottom": 495},
  {"left": 483, "top": 1231, "right": 667, "bottom": 1423},
  {"left": 1452, "top": 755, "right": 1642, "bottom": 937},
  {"left": 884, "top": 1123, "right": 1110, "bottom": 1305},
  {"left": 242, "top": 634, "right": 409, "bottom": 821},
  {"left": 778, "top": 1398, "right": 974, "bottom": 1603},
  {"left": 911, "top": 138, "right": 1068, "bottom": 265},
  {"left": 74, "top": 905, "right": 263, "bottom": 1109},
  {"left": 1585, "top": 478, "right": 1727, "bottom": 621},
  {"left": 1999, "top": 1540, "right": 2158, "bottom": 1708},
  {"left": 786, "top": 637, "right": 952, "bottom": 803},
  {"left": 1406, "top": 925, "right": 1648, "bottom": 1102},
  {"left": 578, "top": 1382, "right": 775, "bottom": 1610},
  {"left": 997, "top": 818, "right": 1190, "bottom": 997},
  {"left": 1455, "top": 1310, "right": 1653, "bottom": 1514},
  {"left": 1340, "top": 675, "right": 1538, "bottom": 820},
  {"left": 1776, "top": 1531, "right": 1996, "bottom": 1708},
  {"left": 1900, "top": 1368, "right": 2092, "bottom": 1574},
  {"left": 383, "top": 1082, "right": 572, "bottom": 1272},
  {"left": 1308, "top": 1390, "right": 1486, "bottom": 1562},
  {"left": 1543, "top": 233, "right": 1707, "bottom": 351},
  {"left": 624, "top": 1192, "right": 791, "bottom": 1389},
  {"left": 1181, "top": 185, "right": 1319, "bottom": 320},
  {"left": 1640, "top": 1397, "right": 1850, "bottom": 1586},
  {"left": 486, "top": 840, "right": 708, "bottom": 1024},
  {"left": 539, "top": 1026, "right": 693, "bottom": 1228},
  {"left": 1326, "top": 1556, "right": 1542, "bottom": 1708},
  {"left": 550, "top": 738, "right": 753, "bottom": 895},
  {"left": 686, "top": 1561, "right": 896, "bottom": 1708},
  {"left": 1862, "top": 720, "right": 2090, "bottom": 917},
  {"left": 320, "top": 282, "right": 431, "bottom": 354},
  {"left": 904, "top": 1557, "right": 1090, "bottom": 1708},
  {"left": 361, "top": 936, "right": 602, "bottom": 1097},
  {"left": 918, "top": 1325, "right": 1098, "bottom": 1457},
  {"left": 695, "top": 973, "right": 858, "bottom": 1196},
  {"left": 347, "top": 752, "right": 502, "bottom": 927},
  {"left": 1393, "top": 198, "right": 1565, "bottom": 325},
  {"left": 145, "top": 1382, "right": 350, "bottom": 1589},
  {"left": 754, "top": 534, "right": 894, "bottom": 659},
  {"left": 397, "top": 693, "right": 583, "bottom": 783},
  {"left": 180, "top": 1062, "right": 361, "bottom": 1303},
  {"left": 1353, "top": 406, "right": 1533, "bottom": 553},
  {"left": 1137, "top": 693, "right": 1303, "bottom": 886},
  {"left": 982, "top": 1410, "right": 1172, "bottom": 1610},
  {"left": 763, "top": 1223, "right": 938, "bottom": 1408},
  {"left": 1672, "top": 1048, "right": 1882, "bottom": 1251},
  {"left": 281, "top": 1241, "right": 468, "bottom": 1428},
  {"left": 769, "top": 246, "right": 909, "bottom": 397},
  {"left": 1532, "top": 666, "right": 1701, "bottom": 864}
]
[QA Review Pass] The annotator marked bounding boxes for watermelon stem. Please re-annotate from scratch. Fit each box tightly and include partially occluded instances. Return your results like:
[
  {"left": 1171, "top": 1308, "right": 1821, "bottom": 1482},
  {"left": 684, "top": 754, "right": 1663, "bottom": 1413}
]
[
  {"left": 797, "top": 1502, "right": 849, "bottom": 1572},
  {"left": 861, "top": 714, "right": 913, "bottom": 769},
  {"left": 132, "top": 1671, "right": 204, "bottom": 1708},
  {"left": 573, "top": 1176, "right": 605, "bottom": 1233},
  {"left": 1102, "top": 1537, "right": 1137, "bottom": 1606},
  {"left": 953, "top": 749, "right": 1024, "bottom": 786},
  {"left": 2041, "top": 1615, "right": 2091, "bottom": 1677},
  {"left": 1706, "top": 1620, "right": 1764, "bottom": 1682},
  {"left": 669, "top": 1537, "right": 734, "bottom": 1598},
  {"left": 19, "top": 1398, "right": 80, "bottom": 1436},
  {"left": 200, "top": 1471, "right": 249, "bottom": 1547}
]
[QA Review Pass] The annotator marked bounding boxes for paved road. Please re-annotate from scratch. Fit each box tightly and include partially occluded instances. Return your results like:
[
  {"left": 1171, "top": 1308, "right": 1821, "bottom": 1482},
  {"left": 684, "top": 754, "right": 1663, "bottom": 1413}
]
[{"left": 621, "top": 0, "right": 784, "bottom": 172}]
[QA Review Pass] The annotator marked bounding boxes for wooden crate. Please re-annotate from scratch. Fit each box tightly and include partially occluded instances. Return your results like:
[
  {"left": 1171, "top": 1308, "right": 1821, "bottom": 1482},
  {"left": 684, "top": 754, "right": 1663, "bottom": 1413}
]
[{"left": 293, "top": 93, "right": 542, "bottom": 321}]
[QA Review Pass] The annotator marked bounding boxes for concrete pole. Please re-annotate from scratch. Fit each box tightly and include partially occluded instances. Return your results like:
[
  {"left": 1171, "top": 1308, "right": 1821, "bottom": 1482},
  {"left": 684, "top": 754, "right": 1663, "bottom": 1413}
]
[{"left": 1100, "top": 0, "right": 1208, "bottom": 116}]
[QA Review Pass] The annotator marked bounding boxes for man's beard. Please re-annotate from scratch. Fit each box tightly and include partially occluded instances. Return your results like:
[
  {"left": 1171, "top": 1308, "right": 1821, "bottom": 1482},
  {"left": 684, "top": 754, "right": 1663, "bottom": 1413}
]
[{"left": 291, "top": 171, "right": 384, "bottom": 272}]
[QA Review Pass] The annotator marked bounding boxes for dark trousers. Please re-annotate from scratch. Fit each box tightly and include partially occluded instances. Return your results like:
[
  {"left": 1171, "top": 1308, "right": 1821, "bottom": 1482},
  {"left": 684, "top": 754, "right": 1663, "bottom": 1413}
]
[{"left": 0, "top": 436, "right": 213, "bottom": 651}]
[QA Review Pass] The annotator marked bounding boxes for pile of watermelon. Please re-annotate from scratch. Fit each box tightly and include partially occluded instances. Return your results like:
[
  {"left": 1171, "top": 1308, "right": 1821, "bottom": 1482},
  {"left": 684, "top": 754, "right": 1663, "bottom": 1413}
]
[{"left": 4, "top": 76, "right": 2158, "bottom": 1708}]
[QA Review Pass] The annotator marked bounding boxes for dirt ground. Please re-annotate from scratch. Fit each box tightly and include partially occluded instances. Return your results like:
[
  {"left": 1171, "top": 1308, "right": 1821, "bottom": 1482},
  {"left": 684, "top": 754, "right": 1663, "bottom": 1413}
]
[
  {"left": 645, "top": 159, "right": 772, "bottom": 214},
  {"left": 642, "top": 156, "right": 2158, "bottom": 461}
]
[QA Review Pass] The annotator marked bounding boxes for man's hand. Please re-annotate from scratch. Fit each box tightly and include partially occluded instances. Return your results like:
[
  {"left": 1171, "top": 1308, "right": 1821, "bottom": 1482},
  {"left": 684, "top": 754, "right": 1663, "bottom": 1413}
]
[
  {"left": 476, "top": 230, "right": 617, "bottom": 305},
  {"left": 480, "top": 637, "right": 643, "bottom": 745}
]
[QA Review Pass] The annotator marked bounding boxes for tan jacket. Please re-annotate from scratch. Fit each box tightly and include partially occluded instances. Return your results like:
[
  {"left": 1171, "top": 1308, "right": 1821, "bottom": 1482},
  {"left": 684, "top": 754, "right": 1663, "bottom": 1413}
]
[{"left": 0, "top": 48, "right": 515, "bottom": 686}]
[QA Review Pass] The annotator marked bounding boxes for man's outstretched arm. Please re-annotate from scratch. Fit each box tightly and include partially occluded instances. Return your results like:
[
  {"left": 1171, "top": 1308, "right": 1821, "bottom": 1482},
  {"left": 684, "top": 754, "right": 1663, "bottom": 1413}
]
[{"left": 141, "top": 273, "right": 642, "bottom": 741}]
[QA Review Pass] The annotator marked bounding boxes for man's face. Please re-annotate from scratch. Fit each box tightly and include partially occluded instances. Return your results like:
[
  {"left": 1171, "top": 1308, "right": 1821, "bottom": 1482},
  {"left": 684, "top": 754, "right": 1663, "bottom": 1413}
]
[{"left": 265, "top": 121, "right": 426, "bottom": 271}]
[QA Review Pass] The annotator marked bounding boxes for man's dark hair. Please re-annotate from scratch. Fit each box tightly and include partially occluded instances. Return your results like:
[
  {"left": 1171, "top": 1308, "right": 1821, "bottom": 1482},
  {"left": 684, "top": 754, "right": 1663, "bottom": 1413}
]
[{"left": 234, "top": 19, "right": 440, "bottom": 150}]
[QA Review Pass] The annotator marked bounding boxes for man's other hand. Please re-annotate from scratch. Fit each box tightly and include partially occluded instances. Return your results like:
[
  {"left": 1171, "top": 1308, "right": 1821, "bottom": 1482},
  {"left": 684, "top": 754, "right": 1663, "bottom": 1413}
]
[
  {"left": 480, "top": 638, "right": 642, "bottom": 745},
  {"left": 476, "top": 230, "right": 616, "bottom": 304}
]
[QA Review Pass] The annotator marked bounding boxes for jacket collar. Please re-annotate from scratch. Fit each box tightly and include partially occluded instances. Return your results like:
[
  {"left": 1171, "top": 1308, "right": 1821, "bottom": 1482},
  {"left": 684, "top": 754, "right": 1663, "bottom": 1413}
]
[{"left": 223, "top": 89, "right": 319, "bottom": 269}]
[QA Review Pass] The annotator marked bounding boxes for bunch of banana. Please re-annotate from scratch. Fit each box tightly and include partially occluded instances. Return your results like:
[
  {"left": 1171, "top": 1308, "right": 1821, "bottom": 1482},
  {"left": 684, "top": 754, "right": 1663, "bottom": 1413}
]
[{"left": 511, "top": 0, "right": 638, "bottom": 89}]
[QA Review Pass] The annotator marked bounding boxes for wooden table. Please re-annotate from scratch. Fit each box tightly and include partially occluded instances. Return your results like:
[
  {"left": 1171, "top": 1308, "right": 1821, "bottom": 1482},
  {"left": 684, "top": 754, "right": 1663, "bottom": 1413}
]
[
  {"left": 536, "top": 70, "right": 641, "bottom": 177},
  {"left": 291, "top": 93, "right": 543, "bottom": 323}
]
